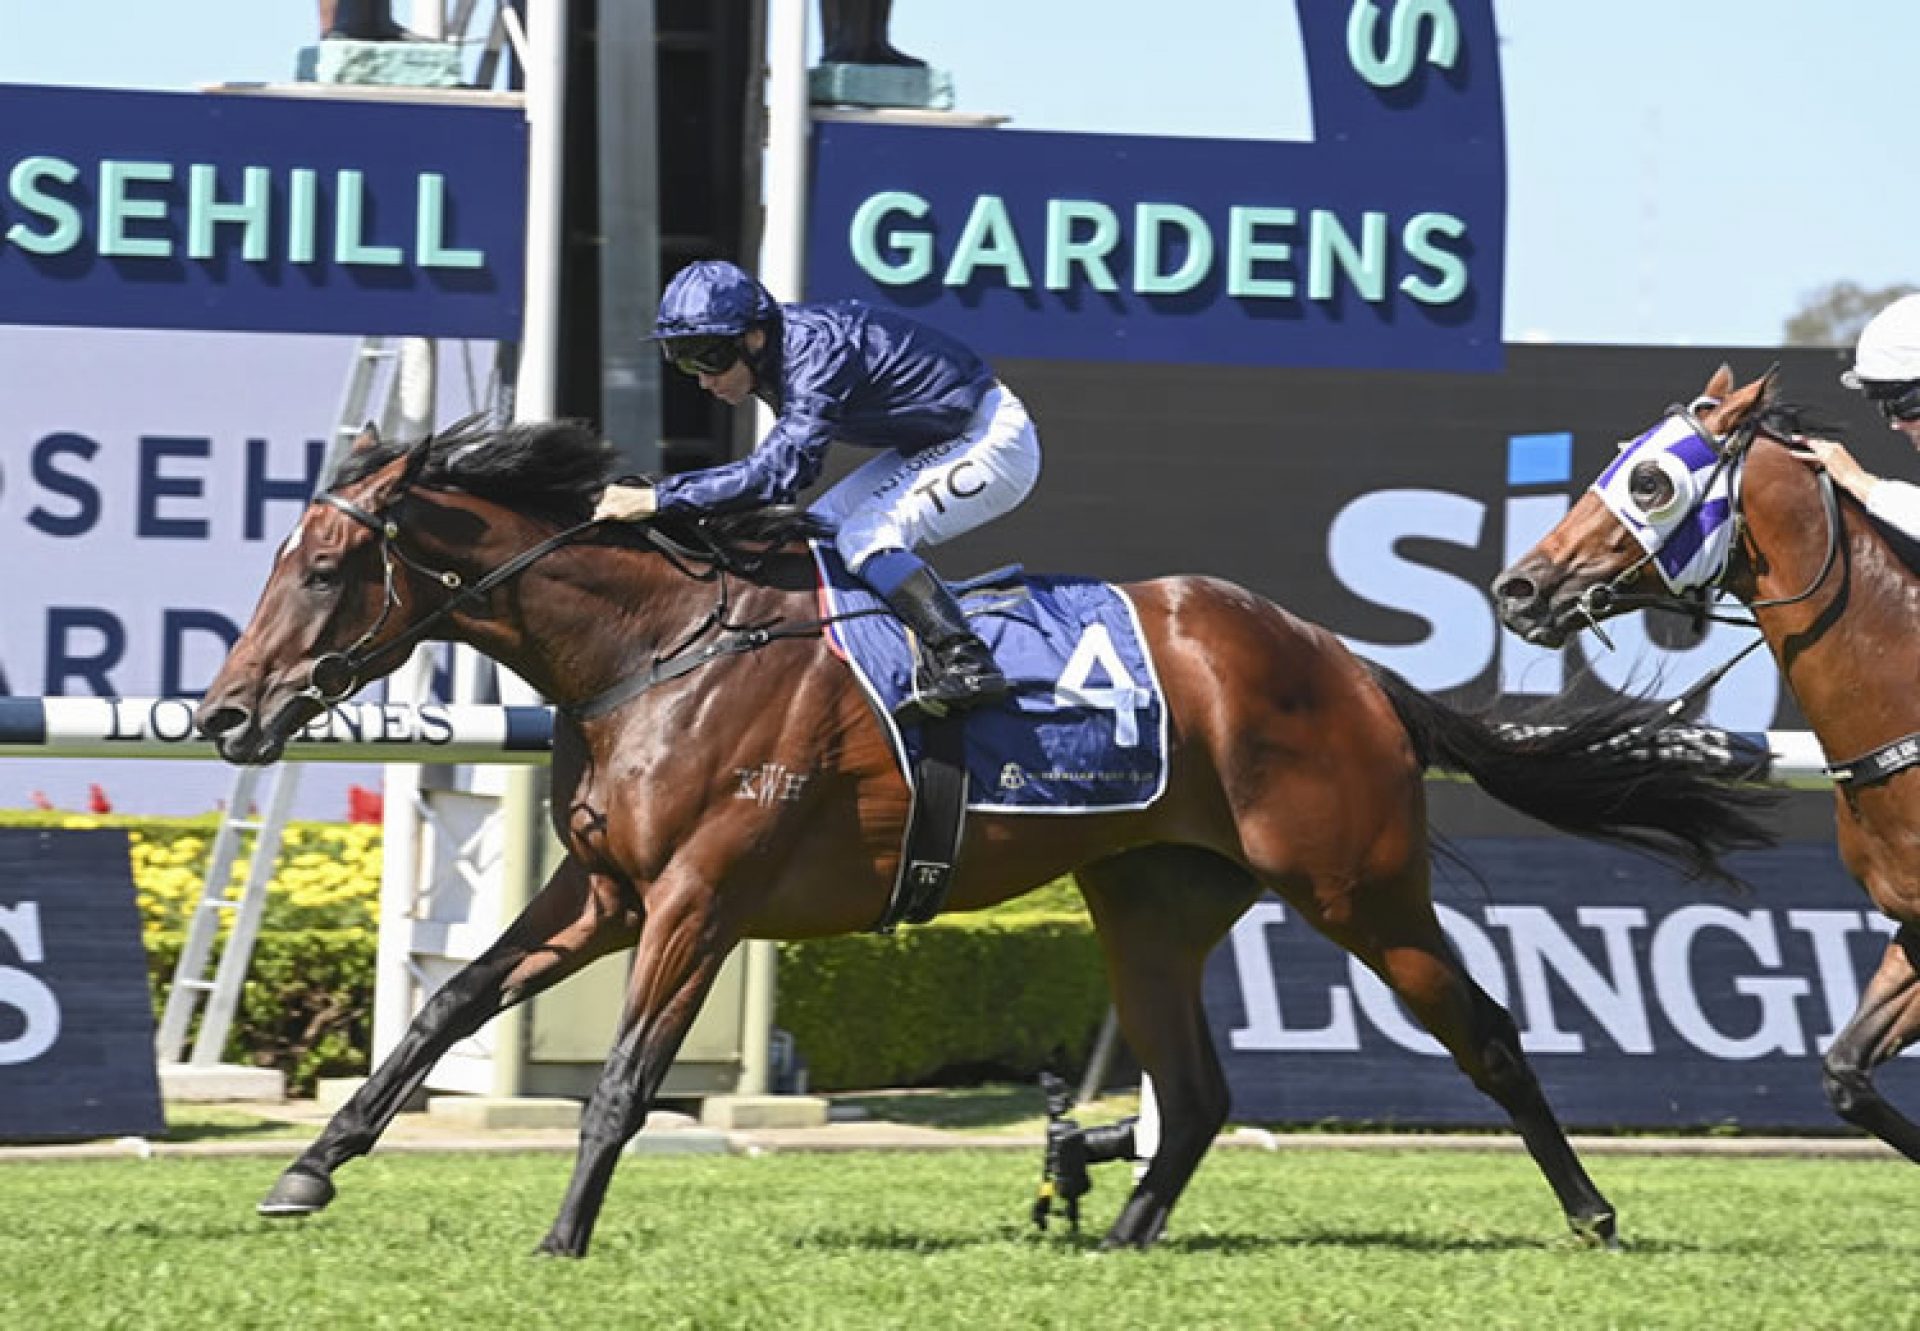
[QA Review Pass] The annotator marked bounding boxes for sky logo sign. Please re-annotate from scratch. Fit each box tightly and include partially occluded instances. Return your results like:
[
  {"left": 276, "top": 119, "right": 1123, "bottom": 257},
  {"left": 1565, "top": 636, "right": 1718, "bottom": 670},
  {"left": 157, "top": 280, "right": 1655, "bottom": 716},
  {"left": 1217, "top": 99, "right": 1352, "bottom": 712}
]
[{"left": 1330, "top": 430, "right": 1780, "bottom": 730}]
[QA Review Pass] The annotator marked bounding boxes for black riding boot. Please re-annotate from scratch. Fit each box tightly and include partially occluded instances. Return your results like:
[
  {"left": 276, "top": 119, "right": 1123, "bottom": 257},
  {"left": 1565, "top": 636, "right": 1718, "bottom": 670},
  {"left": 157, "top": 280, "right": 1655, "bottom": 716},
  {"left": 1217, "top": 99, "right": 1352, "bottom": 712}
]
[{"left": 881, "top": 568, "right": 1009, "bottom": 714}]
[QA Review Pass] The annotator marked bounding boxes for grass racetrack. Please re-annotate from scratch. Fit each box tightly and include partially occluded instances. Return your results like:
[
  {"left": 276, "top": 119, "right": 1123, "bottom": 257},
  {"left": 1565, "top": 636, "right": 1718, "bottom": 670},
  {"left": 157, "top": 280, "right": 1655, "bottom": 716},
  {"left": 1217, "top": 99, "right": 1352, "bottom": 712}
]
[{"left": 4, "top": 1147, "right": 1917, "bottom": 1329}]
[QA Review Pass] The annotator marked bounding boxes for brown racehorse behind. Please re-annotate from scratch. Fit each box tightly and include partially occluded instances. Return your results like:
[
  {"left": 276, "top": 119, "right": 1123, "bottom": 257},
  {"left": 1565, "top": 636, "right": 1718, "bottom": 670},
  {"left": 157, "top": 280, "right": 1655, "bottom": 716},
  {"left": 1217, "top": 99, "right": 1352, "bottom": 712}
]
[
  {"left": 197, "top": 418, "right": 1772, "bottom": 1257},
  {"left": 1495, "top": 364, "right": 1920, "bottom": 1166}
]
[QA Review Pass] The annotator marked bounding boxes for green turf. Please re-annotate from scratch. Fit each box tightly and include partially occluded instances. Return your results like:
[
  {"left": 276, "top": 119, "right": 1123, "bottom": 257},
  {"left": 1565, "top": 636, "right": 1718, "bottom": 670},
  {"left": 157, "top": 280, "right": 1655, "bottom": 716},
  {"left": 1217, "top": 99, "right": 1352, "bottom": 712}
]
[{"left": 2, "top": 1149, "right": 1915, "bottom": 1329}]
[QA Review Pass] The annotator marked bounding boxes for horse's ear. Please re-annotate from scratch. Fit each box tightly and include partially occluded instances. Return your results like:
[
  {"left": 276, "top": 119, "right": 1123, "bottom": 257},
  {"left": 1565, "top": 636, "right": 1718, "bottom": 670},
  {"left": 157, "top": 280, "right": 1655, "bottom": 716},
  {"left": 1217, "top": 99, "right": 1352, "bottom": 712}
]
[
  {"left": 1718, "top": 372, "right": 1772, "bottom": 424},
  {"left": 398, "top": 435, "right": 434, "bottom": 490},
  {"left": 349, "top": 422, "right": 382, "bottom": 453},
  {"left": 1703, "top": 364, "right": 1735, "bottom": 401}
]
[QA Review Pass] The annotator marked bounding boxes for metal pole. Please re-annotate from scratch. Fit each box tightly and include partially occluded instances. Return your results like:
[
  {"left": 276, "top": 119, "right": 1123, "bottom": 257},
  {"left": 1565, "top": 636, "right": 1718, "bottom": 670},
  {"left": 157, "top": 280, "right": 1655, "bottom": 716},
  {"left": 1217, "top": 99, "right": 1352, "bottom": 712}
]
[
  {"left": 491, "top": 0, "right": 569, "bottom": 1101},
  {"left": 373, "top": 650, "right": 434, "bottom": 1063},
  {"left": 1077, "top": 1006, "right": 1122, "bottom": 1105},
  {"left": 732, "top": 0, "right": 811, "bottom": 1101},
  {"left": 597, "top": 0, "right": 662, "bottom": 472},
  {"left": 410, "top": 0, "right": 446, "bottom": 40},
  {"left": 758, "top": 0, "right": 810, "bottom": 306}
]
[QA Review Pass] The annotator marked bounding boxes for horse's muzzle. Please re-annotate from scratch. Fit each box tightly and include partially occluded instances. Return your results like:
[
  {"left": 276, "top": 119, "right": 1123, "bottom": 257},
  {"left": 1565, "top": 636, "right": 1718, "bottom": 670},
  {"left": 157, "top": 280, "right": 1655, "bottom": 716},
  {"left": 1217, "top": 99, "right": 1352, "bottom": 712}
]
[
  {"left": 195, "top": 694, "right": 313, "bottom": 766},
  {"left": 1490, "top": 557, "right": 1578, "bottom": 649}
]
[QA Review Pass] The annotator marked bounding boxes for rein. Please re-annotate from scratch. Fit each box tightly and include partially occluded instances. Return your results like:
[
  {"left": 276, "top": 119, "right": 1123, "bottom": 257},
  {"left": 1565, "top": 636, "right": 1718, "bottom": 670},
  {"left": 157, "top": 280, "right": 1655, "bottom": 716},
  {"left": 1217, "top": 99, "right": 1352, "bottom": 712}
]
[
  {"left": 307, "top": 486, "right": 887, "bottom": 721},
  {"left": 302, "top": 491, "right": 602, "bottom": 705},
  {"left": 1576, "top": 410, "right": 1844, "bottom": 741},
  {"left": 561, "top": 518, "right": 897, "bottom": 722}
]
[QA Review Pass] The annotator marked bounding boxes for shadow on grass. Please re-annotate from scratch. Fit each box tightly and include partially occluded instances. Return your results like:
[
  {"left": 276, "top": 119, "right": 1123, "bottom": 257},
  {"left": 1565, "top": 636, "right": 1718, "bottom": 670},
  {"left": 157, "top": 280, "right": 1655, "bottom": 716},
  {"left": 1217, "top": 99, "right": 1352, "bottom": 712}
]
[
  {"left": 828, "top": 1083, "right": 1143, "bottom": 1135},
  {"left": 791, "top": 1225, "right": 1008, "bottom": 1254},
  {"left": 796, "top": 1222, "right": 1587, "bottom": 1258},
  {"left": 161, "top": 1108, "right": 313, "bottom": 1143},
  {"left": 831, "top": 1084, "right": 1048, "bottom": 1131}
]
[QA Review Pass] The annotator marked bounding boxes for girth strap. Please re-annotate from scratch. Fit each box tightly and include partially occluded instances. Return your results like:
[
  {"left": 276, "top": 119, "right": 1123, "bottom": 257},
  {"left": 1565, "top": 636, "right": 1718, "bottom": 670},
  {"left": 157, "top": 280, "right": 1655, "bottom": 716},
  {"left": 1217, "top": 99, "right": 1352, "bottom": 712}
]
[
  {"left": 872, "top": 714, "right": 968, "bottom": 934},
  {"left": 1825, "top": 732, "right": 1920, "bottom": 788}
]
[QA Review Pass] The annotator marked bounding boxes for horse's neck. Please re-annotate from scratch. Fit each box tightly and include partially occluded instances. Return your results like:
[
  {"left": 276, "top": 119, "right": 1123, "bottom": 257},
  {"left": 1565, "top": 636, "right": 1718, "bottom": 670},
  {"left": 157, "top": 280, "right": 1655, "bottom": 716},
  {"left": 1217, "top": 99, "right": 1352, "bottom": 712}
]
[
  {"left": 450, "top": 537, "right": 813, "bottom": 710},
  {"left": 1753, "top": 494, "right": 1920, "bottom": 755}
]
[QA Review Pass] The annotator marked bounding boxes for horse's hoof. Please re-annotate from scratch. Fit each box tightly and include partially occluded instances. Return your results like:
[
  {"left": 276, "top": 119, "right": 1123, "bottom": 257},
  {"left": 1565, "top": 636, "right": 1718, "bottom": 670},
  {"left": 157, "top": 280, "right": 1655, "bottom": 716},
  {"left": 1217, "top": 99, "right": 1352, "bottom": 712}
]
[
  {"left": 533, "top": 1235, "right": 585, "bottom": 1260},
  {"left": 1568, "top": 1210, "right": 1620, "bottom": 1251},
  {"left": 257, "top": 1168, "right": 336, "bottom": 1218}
]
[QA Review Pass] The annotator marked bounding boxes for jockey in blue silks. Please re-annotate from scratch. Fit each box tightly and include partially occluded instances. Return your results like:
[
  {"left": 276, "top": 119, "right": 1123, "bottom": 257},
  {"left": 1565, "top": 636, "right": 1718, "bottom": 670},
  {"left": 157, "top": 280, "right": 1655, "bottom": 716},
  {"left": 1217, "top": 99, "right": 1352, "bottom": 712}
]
[{"left": 594, "top": 260, "right": 1041, "bottom": 714}]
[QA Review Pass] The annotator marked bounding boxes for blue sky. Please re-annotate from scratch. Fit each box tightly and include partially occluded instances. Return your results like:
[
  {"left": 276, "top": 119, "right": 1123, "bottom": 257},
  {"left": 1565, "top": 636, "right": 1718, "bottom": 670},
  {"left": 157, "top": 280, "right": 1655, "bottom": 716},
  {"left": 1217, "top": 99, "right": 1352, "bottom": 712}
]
[{"left": 2, "top": 0, "right": 1913, "bottom": 346}]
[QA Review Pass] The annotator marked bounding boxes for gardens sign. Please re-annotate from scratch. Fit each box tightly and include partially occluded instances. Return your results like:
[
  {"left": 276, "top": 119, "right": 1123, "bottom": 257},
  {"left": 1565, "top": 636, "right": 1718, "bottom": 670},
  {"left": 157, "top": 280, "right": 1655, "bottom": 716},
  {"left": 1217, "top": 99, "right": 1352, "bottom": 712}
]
[{"left": 807, "top": 1, "right": 1504, "bottom": 370}]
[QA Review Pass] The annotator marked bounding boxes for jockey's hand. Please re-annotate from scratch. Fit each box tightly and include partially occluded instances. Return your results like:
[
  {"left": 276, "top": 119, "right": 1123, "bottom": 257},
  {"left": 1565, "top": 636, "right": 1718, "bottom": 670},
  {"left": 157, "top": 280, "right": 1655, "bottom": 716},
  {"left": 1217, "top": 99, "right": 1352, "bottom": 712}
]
[
  {"left": 1788, "top": 436, "right": 1875, "bottom": 499},
  {"left": 593, "top": 482, "right": 658, "bottom": 523}
]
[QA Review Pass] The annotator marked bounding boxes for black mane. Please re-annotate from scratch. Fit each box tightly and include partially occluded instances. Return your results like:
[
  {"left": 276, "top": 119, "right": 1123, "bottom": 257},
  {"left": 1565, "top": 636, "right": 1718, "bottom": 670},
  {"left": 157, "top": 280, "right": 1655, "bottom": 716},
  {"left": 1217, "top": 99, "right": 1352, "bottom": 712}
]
[
  {"left": 328, "top": 415, "right": 830, "bottom": 554},
  {"left": 1756, "top": 400, "right": 1844, "bottom": 444}
]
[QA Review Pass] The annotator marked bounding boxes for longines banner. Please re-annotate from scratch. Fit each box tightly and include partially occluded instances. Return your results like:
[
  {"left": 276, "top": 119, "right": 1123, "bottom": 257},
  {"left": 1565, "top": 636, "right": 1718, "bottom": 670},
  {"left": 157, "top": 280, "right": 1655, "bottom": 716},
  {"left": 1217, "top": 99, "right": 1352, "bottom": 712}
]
[
  {"left": 0, "top": 83, "right": 526, "bottom": 338},
  {"left": 0, "top": 829, "right": 163, "bottom": 1141},
  {"left": 808, "top": 0, "right": 1505, "bottom": 370},
  {"left": 1206, "top": 841, "right": 1919, "bottom": 1129}
]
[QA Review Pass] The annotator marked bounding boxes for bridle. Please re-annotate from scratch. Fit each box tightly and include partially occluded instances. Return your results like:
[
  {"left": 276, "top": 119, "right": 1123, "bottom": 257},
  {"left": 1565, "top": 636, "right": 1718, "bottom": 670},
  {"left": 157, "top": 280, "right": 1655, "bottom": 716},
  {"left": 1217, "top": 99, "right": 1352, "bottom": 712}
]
[
  {"left": 298, "top": 484, "right": 856, "bottom": 719},
  {"left": 1568, "top": 402, "right": 1843, "bottom": 731},
  {"left": 299, "top": 489, "right": 600, "bottom": 706},
  {"left": 1572, "top": 404, "right": 1841, "bottom": 641}
]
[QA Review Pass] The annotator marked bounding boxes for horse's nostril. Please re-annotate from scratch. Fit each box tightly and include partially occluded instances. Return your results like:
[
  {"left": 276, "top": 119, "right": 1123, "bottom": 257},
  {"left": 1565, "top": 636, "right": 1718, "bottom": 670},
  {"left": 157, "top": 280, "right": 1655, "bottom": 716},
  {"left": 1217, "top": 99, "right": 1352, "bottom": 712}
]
[
  {"left": 1493, "top": 576, "right": 1537, "bottom": 608},
  {"left": 196, "top": 704, "right": 250, "bottom": 740}
]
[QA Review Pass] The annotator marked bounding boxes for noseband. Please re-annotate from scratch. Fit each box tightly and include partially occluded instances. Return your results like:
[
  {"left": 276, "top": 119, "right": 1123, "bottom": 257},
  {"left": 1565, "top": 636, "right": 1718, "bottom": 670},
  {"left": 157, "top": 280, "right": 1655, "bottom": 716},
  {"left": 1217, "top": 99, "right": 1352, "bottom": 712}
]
[
  {"left": 1568, "top": 404, "right": 1843, "bottom": 737},
  {"left": 299, "top": 487, "right": 842, "bottom": 720},
  {"left": 300, "top": 490, "right": 599, "bottom": 706},
  {"left": 1573, "top": 405, "right": 1840, "bottom": 644}
]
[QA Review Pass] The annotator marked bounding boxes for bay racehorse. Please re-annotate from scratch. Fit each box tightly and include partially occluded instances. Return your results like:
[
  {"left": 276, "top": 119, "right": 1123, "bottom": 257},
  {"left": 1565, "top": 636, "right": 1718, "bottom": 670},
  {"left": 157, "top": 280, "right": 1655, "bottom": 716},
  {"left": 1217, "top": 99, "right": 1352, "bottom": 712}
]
[
  {"left": 1494, "top": 364, "right": 1920, "bottom": 1165},
  {"left": 197, "top": 418, "right": 1772, "bottom": 1256}
]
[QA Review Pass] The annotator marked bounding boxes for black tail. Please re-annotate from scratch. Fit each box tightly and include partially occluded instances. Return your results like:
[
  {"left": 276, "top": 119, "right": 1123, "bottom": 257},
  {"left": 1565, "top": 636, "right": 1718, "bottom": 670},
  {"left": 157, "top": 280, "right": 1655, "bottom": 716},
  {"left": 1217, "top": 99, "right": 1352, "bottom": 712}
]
[{"left": 1367, "top": 664, "right": 1778, "bottom": 886}]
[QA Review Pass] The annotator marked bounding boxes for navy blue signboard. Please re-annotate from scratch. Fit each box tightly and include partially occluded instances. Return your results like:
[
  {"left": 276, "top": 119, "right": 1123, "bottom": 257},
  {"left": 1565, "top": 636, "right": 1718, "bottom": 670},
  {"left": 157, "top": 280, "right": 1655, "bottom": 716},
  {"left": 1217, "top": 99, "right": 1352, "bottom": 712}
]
[
  {"left": 0, "top": 83, "right": 526, "bottom": 338},
  {"left": 807, "top": 1, "right": 1504, "bottom": 370},
  {"left": 0, "top": 828, "right": 164, "bottom": 1141},
  {"left": 1208, "top": 840, "right": 1918, "bottom": 1129}
]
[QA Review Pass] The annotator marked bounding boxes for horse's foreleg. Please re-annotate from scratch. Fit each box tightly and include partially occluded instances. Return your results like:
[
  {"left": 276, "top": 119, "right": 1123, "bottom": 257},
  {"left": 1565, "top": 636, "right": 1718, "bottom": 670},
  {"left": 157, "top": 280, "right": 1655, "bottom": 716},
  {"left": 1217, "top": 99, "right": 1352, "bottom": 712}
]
[
  {"left": 260, "top": 856, "right": 639, "bottom": 1217},
  {"left": 536, "top": 882, "right": 733, "bottom": 1259},
  {"left": 1078, "top": 847, "right": 1260, "bottom": 1251},
  {"left": 1822, "top": 924, "right": 1920, "bottom": 1162}
]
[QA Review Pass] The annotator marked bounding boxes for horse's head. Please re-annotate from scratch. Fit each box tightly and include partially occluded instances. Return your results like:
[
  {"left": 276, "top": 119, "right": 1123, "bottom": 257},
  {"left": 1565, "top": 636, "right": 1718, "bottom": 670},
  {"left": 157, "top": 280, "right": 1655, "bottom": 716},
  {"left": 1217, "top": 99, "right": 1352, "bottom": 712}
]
[
  {"left": 196, "top": 426, "right": 440, "bottom": 764},
  {"left": 1492, "top": 365, "right": 1778, "bottom": 648}
]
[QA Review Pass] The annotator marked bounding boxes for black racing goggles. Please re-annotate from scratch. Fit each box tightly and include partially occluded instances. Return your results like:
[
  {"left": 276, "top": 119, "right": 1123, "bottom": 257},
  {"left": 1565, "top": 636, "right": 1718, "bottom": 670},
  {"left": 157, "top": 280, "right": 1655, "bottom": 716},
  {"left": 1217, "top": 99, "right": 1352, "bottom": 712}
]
[
  {"left": 1866, "top": 380, "right": 1920, "bottom": 423},
  {"left": 662, "top": 335, "right": 743, "bottom": 377}
]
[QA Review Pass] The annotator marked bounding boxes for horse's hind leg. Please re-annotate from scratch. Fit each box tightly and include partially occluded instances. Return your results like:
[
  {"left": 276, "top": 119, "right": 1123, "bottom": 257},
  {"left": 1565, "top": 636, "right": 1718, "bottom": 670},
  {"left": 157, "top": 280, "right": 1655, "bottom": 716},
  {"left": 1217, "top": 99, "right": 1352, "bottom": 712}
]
[
  {"left": 1077, "top": 845, "right": 1263, "bottom": 1250},
  {"left": 1306, "top": 897, "right": 1617, "bottom": 1246},
  {"left": 259, "top": 856, "right": 639, "bottom": 1216},
  {"left": 1822, "top": 924, "right": 1920, "bottom": 1162}
]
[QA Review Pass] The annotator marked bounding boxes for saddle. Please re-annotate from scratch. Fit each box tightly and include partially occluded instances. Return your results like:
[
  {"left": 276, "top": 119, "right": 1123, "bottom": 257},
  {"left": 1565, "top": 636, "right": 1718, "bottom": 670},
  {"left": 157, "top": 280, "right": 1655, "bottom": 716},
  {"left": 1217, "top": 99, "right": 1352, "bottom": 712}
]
[{"left": 810, "top": 547, "right": 1170, "bottom": 931}]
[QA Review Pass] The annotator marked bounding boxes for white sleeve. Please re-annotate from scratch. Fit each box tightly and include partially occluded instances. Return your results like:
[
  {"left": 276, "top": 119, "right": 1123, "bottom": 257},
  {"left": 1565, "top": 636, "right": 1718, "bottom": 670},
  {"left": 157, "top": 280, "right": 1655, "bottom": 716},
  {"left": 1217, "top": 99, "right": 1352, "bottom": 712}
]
[{"left": 1865, "top": 478, "right": 1920, "bottom": 539}]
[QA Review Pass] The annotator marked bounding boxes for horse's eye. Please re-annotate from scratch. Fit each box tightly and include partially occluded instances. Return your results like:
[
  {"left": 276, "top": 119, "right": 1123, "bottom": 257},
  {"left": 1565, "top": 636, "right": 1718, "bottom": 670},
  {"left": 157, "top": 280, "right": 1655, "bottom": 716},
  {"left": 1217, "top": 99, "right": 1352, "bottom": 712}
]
[
  {"left": 304, "top": 562, "right": 342, "bottom": 592},
  {"left": 1628, "top": 460, "right": 1676, "bottom": 515}
]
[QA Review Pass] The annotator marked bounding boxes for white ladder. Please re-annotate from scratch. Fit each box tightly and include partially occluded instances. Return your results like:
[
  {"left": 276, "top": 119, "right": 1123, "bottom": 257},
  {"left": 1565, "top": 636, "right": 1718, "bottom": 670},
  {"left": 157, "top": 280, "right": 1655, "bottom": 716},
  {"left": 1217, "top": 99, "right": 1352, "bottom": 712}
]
[{"left": 154, "top": 336, "right": 414, "bottom": 1067}]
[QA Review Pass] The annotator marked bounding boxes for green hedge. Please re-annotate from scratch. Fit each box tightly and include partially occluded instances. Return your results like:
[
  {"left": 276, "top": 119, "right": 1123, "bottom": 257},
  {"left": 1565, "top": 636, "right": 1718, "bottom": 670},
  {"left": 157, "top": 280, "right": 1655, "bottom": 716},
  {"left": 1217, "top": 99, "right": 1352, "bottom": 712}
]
[
  {"left": 775, "top": 913, "right": 1108, "bottom": 1091},
  {"left": 142, "top": 912, "right": 1107, "bottom": 1097},
  {"left": 147, "top": 930, "right": 375, "bottom": 1097},
  {"left": 145, "top": 918, "right": 1113, "bottom": 1098},
  {"left": 54, "top": 796, "right": 1107, "bottom": 1094}
]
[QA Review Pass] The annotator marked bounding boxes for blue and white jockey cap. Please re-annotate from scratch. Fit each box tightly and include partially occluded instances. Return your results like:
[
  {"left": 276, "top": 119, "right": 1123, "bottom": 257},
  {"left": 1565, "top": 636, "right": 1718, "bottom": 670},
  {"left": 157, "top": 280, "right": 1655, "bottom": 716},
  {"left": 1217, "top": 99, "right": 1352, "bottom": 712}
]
[{"left": 1592, "top": 407, "right": 1740, "bottom": 592}]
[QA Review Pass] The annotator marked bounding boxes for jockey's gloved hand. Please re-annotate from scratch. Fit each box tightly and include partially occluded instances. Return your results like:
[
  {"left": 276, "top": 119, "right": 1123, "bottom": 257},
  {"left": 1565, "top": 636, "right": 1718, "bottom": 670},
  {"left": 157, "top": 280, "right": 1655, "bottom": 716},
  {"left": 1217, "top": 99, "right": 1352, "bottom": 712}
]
[{"left": 594, "top": 482, "right": 658, "bottom": 523}]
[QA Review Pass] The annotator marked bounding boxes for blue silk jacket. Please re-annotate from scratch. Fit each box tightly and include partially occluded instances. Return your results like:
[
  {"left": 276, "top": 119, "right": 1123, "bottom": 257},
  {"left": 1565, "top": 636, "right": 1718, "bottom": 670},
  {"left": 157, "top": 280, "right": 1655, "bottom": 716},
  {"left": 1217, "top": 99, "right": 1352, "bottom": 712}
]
[{"left": 654, "top": 300, "right": 995, "bottom": 513}]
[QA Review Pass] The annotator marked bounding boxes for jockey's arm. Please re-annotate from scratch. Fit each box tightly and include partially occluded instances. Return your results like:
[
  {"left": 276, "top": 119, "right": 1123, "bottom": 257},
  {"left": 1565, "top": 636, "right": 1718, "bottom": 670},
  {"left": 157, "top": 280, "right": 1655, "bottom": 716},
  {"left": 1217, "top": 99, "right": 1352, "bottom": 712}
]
[
  {"left": 1864, "top": 476, "right": 1920, "bottom": 543},
  {"left": 650, "top": 332, "right": 859, "bottom": 514},
  {"left": 650, "top": 410, "right": 837, "bottom": 514}
]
